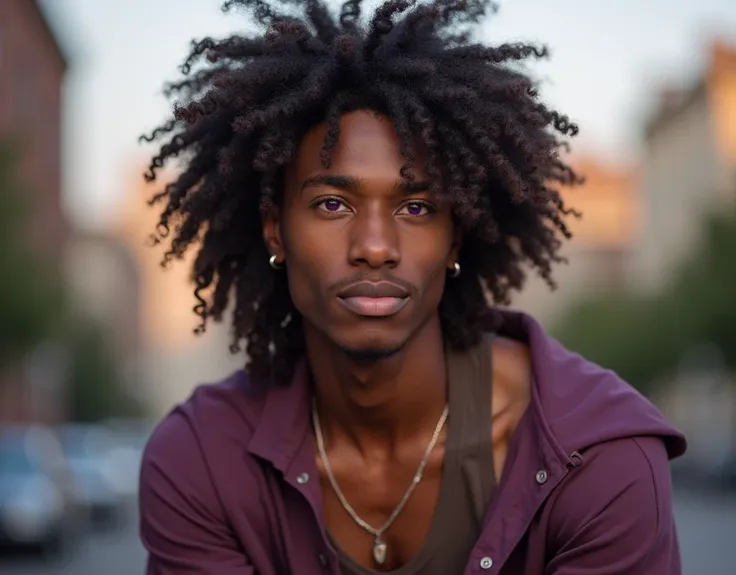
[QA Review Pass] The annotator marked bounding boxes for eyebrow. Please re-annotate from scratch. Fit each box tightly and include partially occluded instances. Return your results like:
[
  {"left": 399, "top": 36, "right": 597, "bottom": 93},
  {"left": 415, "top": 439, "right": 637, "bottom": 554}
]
[{"left": 300, "top": 174, "right": 432, "bottom": 195}]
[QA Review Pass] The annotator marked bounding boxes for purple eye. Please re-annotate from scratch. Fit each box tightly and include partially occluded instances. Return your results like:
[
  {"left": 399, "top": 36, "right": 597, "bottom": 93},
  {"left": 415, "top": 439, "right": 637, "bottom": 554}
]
[
  {"left": 405, "top": 202, "right": 426, "bottom": 216},
  {"left": 323, "top": 199, "right": 341, "bottom": 211}
]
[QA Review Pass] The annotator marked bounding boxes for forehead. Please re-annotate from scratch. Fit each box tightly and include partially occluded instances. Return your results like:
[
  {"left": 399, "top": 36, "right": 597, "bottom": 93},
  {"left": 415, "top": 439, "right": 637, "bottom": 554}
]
[{"left": 289, "top": 110, "right": 420, "bottom": 181}]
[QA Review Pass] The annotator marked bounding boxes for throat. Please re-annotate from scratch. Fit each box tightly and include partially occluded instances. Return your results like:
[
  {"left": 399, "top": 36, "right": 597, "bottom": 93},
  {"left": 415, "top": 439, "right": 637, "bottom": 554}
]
[
  {"left": 306, "top": 316, "right": 449, "bottom": 453},
  {"left": 311, "top": 352, "right": 448, "bottom": 456}
]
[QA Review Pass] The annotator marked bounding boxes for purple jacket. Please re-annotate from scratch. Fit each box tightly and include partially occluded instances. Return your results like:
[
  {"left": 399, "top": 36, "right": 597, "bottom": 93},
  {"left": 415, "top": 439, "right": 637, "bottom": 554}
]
[{"left": 139, "top": 310, "right": 687, "bottom": 574}]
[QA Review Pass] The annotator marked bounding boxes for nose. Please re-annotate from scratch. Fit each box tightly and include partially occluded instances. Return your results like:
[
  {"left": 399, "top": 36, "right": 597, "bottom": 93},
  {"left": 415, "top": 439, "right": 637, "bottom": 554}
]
[{"left": 347, "top": 205, "right": 401, "bottom": 269}]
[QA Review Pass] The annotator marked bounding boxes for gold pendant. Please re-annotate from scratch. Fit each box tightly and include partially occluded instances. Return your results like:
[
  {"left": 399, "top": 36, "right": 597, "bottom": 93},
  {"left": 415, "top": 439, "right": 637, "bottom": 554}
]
[{"left": 373, "top": 538, "right": 387, "bottom": 565}]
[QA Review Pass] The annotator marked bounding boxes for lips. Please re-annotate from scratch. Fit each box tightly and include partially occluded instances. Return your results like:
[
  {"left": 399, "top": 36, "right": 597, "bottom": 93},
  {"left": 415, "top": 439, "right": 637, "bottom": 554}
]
[
  {"left": 337, "top": 281, "right": 410, "bottom": 299},
  {"left": 337, "top": 281, "right": 410, "bottom": 317}
]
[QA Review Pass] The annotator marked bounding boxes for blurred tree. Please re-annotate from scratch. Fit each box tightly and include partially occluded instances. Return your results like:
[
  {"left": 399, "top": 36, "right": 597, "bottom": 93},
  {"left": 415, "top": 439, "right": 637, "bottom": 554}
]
[
  {"left": 673, "top": 208, "right": 736, "bottom": 365},
  {"left": 0, "top": 141, "right": 144, "bottom": 421},
  {"left": 0, "top": 143, "right": 65, "bottom": 368},
  {"left": 552, "top": 202, "right": 736, "bottom": 394},
  {"left": 65, "top": 319, "right": 145, "bottom": 423}
]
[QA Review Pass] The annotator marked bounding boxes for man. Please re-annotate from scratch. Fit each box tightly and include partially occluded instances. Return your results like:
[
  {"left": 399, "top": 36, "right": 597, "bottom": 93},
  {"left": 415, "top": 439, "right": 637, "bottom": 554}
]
[{"left": 139, "top": 0, "right": 687, "bottom": 573}]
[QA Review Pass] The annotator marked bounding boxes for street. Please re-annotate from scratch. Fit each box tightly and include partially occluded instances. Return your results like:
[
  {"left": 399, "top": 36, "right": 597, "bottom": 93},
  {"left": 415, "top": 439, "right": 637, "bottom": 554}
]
[
  {"left": 672, "top": 489, "right": 736, "bottom": 574},
  {"left": 0, "top": 489, "right": 734, "bottom": 574},
  {"left": 0, "top": 507, "right": 144, "bottom": 575}
]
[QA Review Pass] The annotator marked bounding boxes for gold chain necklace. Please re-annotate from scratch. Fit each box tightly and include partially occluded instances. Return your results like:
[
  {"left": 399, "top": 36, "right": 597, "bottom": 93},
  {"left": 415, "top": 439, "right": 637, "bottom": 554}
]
[{"left": 312, "top": 399, "right": 449, "bottom": 566}]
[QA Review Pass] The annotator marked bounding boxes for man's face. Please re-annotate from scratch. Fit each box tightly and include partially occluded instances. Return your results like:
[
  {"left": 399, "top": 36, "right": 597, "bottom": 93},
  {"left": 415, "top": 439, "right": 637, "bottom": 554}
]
[{"left": 263, "top": 110, "right": 459, "bottom": 359}]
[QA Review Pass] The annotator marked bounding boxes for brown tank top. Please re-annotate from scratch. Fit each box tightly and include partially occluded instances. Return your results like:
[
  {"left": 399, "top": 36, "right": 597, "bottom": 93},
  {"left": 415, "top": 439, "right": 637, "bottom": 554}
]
[{"left": 330, "top": 336, "right": 497, "bottom": 574}]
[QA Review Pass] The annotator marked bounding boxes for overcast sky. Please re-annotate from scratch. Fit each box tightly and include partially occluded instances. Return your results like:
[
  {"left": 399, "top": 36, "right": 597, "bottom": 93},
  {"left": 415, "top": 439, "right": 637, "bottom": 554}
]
[{"left": 41, "top": 0, "right": 736, "bottom": 229}]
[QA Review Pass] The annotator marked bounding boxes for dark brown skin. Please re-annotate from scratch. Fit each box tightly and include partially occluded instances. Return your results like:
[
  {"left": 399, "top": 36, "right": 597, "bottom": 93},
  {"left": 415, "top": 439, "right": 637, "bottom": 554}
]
[{"left": 263, "top": 110, "right": 531, "bottom": 571}]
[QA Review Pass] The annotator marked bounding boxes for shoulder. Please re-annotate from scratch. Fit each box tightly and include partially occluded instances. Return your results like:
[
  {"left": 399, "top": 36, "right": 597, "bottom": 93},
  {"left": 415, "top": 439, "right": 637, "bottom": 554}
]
[
  {"left": 489, "top": 336, "right": 531, "bottom": 398},
  {"left": 139, "top": 372, "right": 273, "bottom": 572},
  {"left": 142, "top": 367, "right": 268, "bottom": 469},
  {"left": 173, "top": 369, "right": 268, "bottom": 433},
  {"left": 140, "top": 370, "right": 270, "bottom": 526},
  {"left": 549, "top": 435, "right": 673, "bottom": 525},
  {"left": 488, "top": 335, "right": 531, "bottom": 429},
  {"left": 543, "top": 436, "right": 679, "bottom": 572},
  {"left": 152, "top": 369, "right": 268, "bottom": 459}
]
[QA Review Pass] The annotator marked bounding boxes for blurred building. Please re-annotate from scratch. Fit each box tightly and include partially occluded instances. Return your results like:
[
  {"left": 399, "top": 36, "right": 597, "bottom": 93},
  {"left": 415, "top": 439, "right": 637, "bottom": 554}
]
[
  {"left": 629, "top": 40, "right": 736, "bottom": 292},
  {"left": 517, "top": 40, "right": 736, "bottom": 326},
  {"left": 511, "top": 157, "right": 638, "bottom": 326},
  {"left": 0, "top": 0, "right": 68, "bottom": 261},
  {"left": 629, "top": 40, "right": 736, "bottom": 467},
  {"left": 64, "top": 232, "right": 146, "bottom": 400},
  {"left": 0, "top": 0, "right": 69, "bottom": 423},
  {"left": 113, "top": 169, "right": 242, "bottom": 416}
]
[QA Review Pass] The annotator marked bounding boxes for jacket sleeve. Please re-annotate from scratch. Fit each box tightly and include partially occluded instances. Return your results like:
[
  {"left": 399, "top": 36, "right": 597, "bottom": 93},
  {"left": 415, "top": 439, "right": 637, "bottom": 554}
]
[
  {"left": 545, "top": 436, "right": 681, "bottom": 575},
  {"left": 139, "top": 410, "right": 255, "bottom": 575}
]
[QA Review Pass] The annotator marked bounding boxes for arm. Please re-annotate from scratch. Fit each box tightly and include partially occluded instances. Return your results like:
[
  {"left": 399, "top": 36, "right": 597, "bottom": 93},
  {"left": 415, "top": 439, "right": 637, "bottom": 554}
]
[
  {"left": 545, "top": 437, "right": 681, "bottom": 575},
  {"left": 139, "top": 409, "right": 254, "bottom": 575}
]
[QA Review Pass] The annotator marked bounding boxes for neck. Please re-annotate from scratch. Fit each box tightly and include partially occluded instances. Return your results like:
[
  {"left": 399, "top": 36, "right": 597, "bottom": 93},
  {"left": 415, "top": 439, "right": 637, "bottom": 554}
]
[{"left": 305, "top": 317, "right": 447, "bottom": 457}]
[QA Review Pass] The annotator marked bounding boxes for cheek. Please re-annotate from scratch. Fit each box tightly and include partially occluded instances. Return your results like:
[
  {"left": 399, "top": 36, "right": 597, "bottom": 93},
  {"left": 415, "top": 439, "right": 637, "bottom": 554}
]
[
  {"left": 422, "top": 259, "right": 449, "bottom": 306},
  {"left": 409, "top": 228, "right": 453, "bottom": 301},
  {"left": 281, "top": 221, "right": 337, "bottom": 314},
  {"left": 283, "top": 249, "right": 323, "bottom": 313}
]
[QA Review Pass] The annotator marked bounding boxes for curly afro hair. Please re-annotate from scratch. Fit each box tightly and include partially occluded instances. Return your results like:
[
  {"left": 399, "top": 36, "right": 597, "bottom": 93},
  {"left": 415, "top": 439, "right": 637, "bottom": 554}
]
[{"left": 141, "top": 0, "right": 582, "bottom": 385}]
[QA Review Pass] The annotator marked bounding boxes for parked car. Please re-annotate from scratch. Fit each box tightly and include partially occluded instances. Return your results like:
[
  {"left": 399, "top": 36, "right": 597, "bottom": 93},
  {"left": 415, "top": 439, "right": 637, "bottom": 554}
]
[
  {"left": 56, "top": 424, "right": 126, "bottom": 528},
  {"left": 0, "top": 425, "right": 81, "bottom": 556},
  {"left": 104, "top": 419, "right": 154, "bottom": 500},
  {"left": 708, "top": 448, "right": 736, "bottom": 492}
]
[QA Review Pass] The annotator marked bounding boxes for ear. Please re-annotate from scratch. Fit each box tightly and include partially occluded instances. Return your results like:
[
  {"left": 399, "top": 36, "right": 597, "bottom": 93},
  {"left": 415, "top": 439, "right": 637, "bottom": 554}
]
[
  {"left": 262, "top": 206, "right": 284, "bottom": 265},
  {"left": 446, "top": 225, "right": 463, "bottom": 271}
]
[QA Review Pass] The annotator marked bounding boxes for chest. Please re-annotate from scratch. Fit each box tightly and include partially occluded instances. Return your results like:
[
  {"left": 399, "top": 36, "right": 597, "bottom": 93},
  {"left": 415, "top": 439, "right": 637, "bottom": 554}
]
[
  {"left": 319, "top": 444, "right": 447, "bottom": 571},
  {"left": 250, "top": 468, "right": 554, "bottom": 575},
  {"left": 317, "top": 431, "right": 521, "bottom": 573},
  {"left": 224, "top": 414, "right": 566, "bottom": 575}
]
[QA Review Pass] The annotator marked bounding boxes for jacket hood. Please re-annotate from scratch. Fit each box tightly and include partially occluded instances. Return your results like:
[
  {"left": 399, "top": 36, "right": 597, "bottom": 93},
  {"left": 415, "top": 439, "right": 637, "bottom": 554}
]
[{"left": 495, "top": 309, "right": 687, "bottom": 460}]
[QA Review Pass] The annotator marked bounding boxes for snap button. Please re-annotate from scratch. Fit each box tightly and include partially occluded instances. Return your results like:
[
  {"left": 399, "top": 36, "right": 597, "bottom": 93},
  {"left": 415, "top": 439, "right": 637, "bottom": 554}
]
[
  {"left": 480, "top": 556, "right": 493, "bottom": 569},
  {"left": 296, "top": 472, "right": 310, "bottom": 484},
  {"left": 535, "top": 469, "right": 548, "bottom": 484}
]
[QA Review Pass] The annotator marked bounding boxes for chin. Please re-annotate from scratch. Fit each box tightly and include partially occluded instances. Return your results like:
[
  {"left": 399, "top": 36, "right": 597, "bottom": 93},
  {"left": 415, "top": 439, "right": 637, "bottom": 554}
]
[
  {"left": 338, "top": 344, "right": 404, "bottom": 364},
  {"left": 332, "top": 326, "right": 409, "bottom": 363}
]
